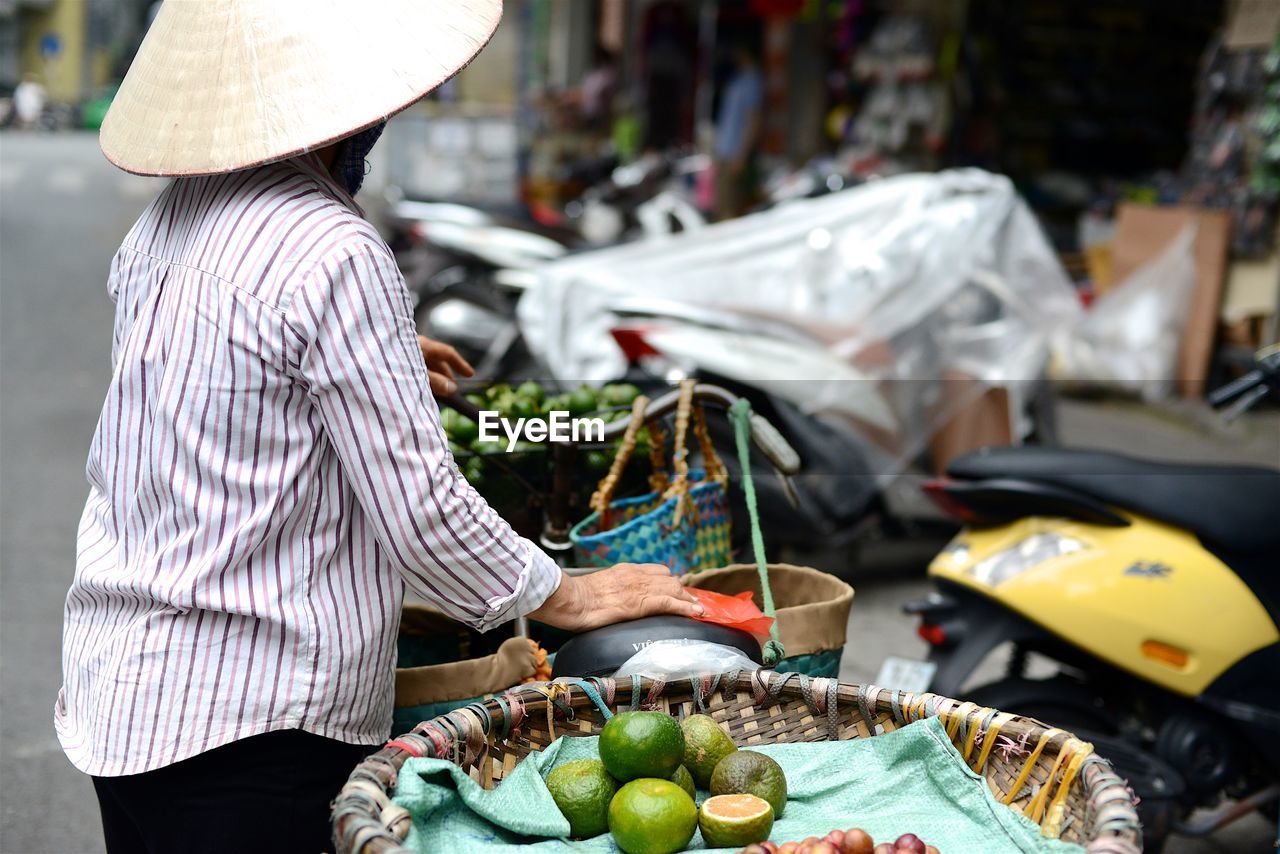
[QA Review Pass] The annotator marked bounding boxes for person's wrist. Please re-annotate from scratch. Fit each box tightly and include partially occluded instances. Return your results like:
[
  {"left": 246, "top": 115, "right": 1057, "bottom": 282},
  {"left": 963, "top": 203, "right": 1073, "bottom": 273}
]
[{"left": 529, "top": 570, "right": 582, "bottom": 629}]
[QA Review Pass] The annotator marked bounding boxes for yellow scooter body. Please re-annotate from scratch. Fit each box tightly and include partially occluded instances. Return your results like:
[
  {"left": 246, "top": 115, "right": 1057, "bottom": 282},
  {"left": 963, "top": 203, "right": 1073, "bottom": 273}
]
[{"left": 929, "top": 513, "right": 1280, "bottom": 697}]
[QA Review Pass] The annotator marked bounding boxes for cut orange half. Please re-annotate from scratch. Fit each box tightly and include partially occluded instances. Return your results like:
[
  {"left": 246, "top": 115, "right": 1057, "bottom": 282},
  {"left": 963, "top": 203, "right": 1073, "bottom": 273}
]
[{"left": 698, "top": 793, "right": 774, "bottom": 848}]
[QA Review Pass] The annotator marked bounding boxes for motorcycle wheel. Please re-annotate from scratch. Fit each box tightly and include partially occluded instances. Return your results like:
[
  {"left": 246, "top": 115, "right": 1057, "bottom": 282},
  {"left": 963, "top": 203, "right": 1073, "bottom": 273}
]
[{"left": 964, "top": 676, "right": 1178, "bottom": 853}]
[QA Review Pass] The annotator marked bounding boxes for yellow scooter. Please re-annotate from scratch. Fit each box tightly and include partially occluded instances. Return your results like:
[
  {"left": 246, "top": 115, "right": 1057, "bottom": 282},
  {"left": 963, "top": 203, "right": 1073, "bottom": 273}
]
[{"left": 903, "top": 346, "right": 1280, "bottom": 851}]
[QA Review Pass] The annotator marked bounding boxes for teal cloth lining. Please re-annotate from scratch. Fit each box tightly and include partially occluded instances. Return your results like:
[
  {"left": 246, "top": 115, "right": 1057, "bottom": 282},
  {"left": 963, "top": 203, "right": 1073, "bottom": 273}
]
[{"left": 392, "top": 716, "right": 1085, "bottom": 853}]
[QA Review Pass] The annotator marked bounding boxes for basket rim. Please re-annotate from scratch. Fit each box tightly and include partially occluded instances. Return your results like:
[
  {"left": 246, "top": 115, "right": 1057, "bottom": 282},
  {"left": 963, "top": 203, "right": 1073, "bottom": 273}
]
[
  {"left": 332, "top": 670, "right": 1143, "bottom": 854},
  {"left": 685, "top": 562, "right": 855, "bottom": 606}
]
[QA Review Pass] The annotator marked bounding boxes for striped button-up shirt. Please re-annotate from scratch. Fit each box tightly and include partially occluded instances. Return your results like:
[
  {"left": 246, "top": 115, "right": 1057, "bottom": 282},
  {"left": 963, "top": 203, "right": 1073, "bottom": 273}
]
[{"left": 57, "top": 154, "right": 560, "bottom": 776}]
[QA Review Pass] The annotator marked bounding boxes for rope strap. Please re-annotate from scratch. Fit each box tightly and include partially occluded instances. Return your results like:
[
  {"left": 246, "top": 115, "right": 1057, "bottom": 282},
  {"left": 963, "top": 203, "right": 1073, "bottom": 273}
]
[
  {"left": 727, "top": 398, "right": 784, "bottom": 666},
  {"left": 1043, "top": 740, "right": 1092, "bottom": 837},
  {"left": 973, "top": 712, "right": 1017, "bottom": 773},
  {"left": 570, "top": 679, "right": 615, "bottom": 721},
  {"left": 1001, "top": 727, "right": 1063, "bottom": 806}
]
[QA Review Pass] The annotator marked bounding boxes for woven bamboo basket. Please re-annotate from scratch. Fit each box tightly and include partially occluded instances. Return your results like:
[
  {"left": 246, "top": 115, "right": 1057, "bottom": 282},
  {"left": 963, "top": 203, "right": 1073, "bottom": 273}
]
[{"left": 332, "top": 670, "right": 1142, "bottom": 854}]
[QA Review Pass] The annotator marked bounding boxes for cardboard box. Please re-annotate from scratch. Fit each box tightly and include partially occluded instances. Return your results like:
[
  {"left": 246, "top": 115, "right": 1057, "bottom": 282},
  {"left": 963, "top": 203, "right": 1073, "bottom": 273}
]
[
  {"left": 928, "top": 372, "right": 1013, "bottom": 474},
  {"left": 1110, "top": 204, "right": 1232, "bottom": 398}
]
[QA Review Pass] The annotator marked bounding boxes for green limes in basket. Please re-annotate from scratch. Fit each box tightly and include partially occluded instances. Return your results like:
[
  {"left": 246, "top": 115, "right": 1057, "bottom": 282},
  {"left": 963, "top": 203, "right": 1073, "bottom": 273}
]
[
  {"left": 669, "top": 764, "right": 695, "bottom": 800},
  {"left": 709, "top": 750, "right": 788, "bottom": 818},
  {"left": 510, "top": 396, "right": 540, "bottom": 421},
  {"left": 599, "top": 711, "right": 684, "bottom": 782},
  {"left": 545, "top": 758, "right": 617, "bottom": 839},
  {"left": 567, "top": 385, "right": 598, "bottom": 417},
  {"left": 608, "top": 778, "right": 697, "bottom": 854},
  {"left": 584, "top": 450, "right": 612, "bottom": 473},
  {"left": 450, "top": 414, "right": 479, "bottom": 447},
  {"left": 601, "top": 382, "right": 642, "bottom": 408},
  {"left": 462, "top": 456, "right": 486, "bottom": 487},
  {"left": 681, "top": 714, "right": 738, "bottom": 788},
  {"left": 516, "top": 380, "right": 545, "bottom": 405},
  {"left": 698, "top": 793, "right": 774, "bottom": 848}
]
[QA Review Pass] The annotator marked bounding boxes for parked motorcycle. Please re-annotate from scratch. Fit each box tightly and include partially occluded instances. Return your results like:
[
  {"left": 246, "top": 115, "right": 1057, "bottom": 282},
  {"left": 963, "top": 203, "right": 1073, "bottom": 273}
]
[
  {"left": 901, "top": 345, "right": 1280, "bottom": 850},
  {"left": 385, "top": 198, "right": 572, "bottom": 377},
  {"left": 603, "top": 286, "right": 1059, "bottom": 552},
  {"left": 387, "top": 152, "right": 706, "bottom": 379}
]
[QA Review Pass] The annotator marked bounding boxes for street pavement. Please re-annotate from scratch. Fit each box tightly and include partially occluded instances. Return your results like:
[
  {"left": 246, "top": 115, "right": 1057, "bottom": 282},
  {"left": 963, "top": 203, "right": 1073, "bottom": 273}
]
[
  {"left": 2, "top": 131, "right": 1277, "bottom": 853},
  {"left": 2, "top": 131, "right": 166, "bottom": 854}
]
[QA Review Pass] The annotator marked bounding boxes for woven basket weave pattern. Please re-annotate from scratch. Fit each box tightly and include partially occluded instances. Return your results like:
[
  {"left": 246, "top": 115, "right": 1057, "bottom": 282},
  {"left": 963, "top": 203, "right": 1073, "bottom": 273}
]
[
  {"left": 332, "top": 671, "right": 1142, "bottom": 854},
  {"left": 571, "top": 472, "right": 732, "bottom": 574}
]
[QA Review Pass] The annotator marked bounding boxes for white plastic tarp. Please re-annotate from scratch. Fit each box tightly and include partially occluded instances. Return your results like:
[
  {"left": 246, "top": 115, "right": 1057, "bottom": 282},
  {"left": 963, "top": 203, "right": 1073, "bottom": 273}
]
[{"left": 519, "top": 169, "right": 1081, "bottom": 471}]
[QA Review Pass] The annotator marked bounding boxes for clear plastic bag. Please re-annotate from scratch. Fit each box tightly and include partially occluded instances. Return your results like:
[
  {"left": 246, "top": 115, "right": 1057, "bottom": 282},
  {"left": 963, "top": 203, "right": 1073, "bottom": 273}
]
[
  {"left": 1053, "top": 225, "right": 1197, "bottom": 401},
  {"left": 612, "top": 640, "right": 760, "bottom": 680}
]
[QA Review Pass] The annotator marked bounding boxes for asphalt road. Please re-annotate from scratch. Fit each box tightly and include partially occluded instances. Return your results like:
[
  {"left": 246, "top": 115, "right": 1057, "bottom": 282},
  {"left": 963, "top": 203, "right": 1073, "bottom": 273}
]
[
  {"left": 1, "top": 131, "right": 166, "bottom": 854},
  {"left": 2, "top": 131, "right": 1276, "bottom": 853}
]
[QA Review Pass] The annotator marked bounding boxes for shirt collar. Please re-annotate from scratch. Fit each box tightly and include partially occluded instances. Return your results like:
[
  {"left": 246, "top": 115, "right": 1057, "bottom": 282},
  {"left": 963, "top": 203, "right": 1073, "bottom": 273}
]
[{"left": 291, "top": 151, "right": 365, "bottom": 218}]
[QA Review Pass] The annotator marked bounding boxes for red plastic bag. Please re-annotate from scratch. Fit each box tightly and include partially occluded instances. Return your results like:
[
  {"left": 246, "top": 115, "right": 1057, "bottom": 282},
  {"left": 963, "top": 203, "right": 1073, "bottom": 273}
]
[{"left": 689, "top": 588, "right": 774, "bottom": 639}]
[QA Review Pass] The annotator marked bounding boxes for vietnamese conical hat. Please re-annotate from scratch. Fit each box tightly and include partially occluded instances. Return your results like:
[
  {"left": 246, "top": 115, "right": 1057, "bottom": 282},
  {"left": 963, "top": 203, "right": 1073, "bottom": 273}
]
[{"left": 100, "top": 0, "right": 502, "bottom": 176}]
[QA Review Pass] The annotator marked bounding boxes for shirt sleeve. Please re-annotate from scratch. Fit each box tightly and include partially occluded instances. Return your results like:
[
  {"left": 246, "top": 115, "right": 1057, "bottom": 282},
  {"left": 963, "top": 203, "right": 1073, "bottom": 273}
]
[{"left": 285, "top": 237, "right": 561, "bottom": 632}]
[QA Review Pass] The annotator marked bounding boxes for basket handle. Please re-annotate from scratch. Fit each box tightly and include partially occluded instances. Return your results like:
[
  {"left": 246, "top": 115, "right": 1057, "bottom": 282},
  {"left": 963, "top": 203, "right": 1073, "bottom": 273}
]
[
  {"left": 660, "top": 379, "right": 728, "bottom": 526},
  {"left": 589, "top": 395, "right": 669, "bottom": 528}
]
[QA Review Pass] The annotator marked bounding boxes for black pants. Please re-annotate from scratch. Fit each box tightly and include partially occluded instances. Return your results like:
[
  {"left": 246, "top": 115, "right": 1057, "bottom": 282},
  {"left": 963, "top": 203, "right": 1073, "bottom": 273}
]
[{"left": 92, "top": 729, "right": 376, "bottom": 854}]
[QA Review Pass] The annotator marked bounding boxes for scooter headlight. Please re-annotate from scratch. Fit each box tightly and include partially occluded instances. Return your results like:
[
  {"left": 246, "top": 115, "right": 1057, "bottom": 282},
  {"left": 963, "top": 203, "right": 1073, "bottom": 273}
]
[{"left": 969, "top": 532, "right": 1087, "bottom": 585}]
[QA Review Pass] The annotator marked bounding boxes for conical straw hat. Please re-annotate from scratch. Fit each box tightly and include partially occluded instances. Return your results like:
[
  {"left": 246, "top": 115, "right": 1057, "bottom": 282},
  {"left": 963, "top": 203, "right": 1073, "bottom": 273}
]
[{"left": 101, "top": 0, "right": 502, "bottom": 176}]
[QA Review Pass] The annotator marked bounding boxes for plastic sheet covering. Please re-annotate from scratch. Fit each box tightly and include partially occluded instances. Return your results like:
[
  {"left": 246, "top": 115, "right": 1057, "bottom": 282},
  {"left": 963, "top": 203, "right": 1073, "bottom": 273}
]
[
  {"left": 519, "top": 169, "right": 1080, "bottom": 476},
  {"left": 1053, "top": 226, "right": 1197, "bottom": 402}
]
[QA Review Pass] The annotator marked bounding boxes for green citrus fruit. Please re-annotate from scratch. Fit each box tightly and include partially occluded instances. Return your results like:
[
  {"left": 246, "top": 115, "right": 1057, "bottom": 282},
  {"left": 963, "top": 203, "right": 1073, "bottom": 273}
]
[
  {"left": 450, "top": 414, "right": 479, "bottom": 446},
  {"left": 709, "top": 750, "right": 788, "bottom": 818},
  {"left": 462, "top": 456, "right": 486, "bottom": 487},
  {"left": 584, "top": 450, "right": 611, "bottom": 472},
  {"left": 490, "top": 392, "right": 518, "bottom": 419},
  {"left": 698, "top": 793, "right": 774, "bottom": 848},
  {"left": 545, "top": 758, "right": 617, "bottom": 839},
  {"left": 601, "top": 383, "right": 642, "bottom": 407},
  {"left": 516, "top": 380, "right": 545, "bottom": 404},
  {"left": 669, "top": 764, "right": 695, "bottom": 800},
  {"left": 567, "top": 385, "right": 598, "bottom": 417},
  {"left": 608, "top": 778, "right": 697, "bottom": 854},
  {"left": 510, "top": 396, "right": 540, "bottom": 420},
  {"left": 681, "top": 714, "right": 738, "bottom": 789},
  {"left": 439, "top": 407, "right": 459, "bottom": 434},
  {"left": 469, "top": 437, "right": 502, "bottom": 455},
  {"left": 598, "top": 711, "right": 684, "bottom": 782}
]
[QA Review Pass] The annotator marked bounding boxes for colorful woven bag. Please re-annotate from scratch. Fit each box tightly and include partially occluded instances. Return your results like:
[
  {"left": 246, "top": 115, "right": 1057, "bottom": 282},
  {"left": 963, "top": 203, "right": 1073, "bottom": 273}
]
[{"left": 570, "top": 380, "right": 731, "bottom": 575}]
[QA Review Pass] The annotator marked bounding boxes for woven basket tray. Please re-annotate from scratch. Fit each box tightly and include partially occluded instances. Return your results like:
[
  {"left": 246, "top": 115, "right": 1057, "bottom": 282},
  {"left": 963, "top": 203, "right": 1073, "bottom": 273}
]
[{"left": 332, "top": 670, "right": 1142, "bottom": 854}]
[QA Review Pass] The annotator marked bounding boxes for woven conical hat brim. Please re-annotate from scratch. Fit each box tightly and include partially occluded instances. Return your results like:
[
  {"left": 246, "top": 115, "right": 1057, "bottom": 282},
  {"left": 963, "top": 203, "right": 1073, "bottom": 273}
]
[{"left": 100, "top": 0, "right": 502, "bottom": 176}]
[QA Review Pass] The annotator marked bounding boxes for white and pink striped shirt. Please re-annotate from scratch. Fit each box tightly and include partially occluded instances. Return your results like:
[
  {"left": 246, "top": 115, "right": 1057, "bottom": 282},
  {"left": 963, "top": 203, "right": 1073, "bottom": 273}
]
[{"left": 57, "top": 154, "right": 560, "bottom": 776}]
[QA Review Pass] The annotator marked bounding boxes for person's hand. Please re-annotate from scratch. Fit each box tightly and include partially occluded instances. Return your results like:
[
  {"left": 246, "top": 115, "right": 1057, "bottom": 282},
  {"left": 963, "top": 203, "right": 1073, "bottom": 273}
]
[
  {"left": 417, "top": 335, "right": 475, "bottom": 396},
  {"left": 527, "top": 564, "right": 704, "bottom": 632}
]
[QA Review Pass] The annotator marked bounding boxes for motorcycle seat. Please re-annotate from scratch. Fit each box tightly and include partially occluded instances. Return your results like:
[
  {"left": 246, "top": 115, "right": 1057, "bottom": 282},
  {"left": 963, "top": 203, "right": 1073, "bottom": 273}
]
[{"left": 947, "top": 446, "right": 1280, "bottom": 553}]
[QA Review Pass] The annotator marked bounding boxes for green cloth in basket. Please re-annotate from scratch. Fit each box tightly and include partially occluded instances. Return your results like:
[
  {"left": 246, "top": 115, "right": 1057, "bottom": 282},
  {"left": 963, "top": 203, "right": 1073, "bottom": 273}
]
[{"left": 392, "top": 716, "right": 1084, "bottom": 853}]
